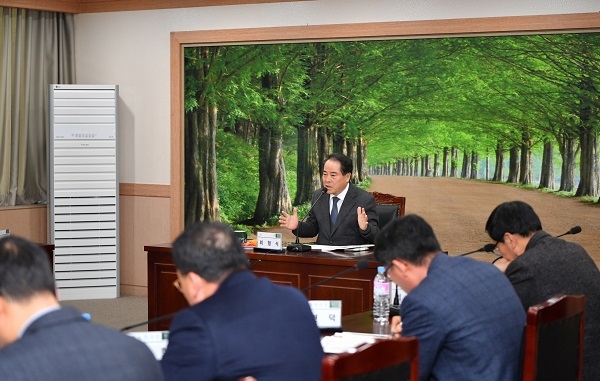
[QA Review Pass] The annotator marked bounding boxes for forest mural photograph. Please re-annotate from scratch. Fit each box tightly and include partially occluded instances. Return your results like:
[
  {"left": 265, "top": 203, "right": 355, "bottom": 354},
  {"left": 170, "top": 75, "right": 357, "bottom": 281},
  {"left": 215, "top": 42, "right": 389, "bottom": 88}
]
[{"left": 182, "top": 32, "right": 600, "bottom": 231}]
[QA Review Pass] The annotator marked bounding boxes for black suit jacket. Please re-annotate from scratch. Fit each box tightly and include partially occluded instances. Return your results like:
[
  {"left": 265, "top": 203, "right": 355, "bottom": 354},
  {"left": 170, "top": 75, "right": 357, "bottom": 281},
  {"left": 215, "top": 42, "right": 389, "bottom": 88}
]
[
  {"left": 295, "top": 183, "right": 379, "bottom": 245},
  {"left": 0, "top": 307, "right": 163, "bottom": 381},
  {"left": 505, "top": 231, "right": 600, "bottom": 381}
]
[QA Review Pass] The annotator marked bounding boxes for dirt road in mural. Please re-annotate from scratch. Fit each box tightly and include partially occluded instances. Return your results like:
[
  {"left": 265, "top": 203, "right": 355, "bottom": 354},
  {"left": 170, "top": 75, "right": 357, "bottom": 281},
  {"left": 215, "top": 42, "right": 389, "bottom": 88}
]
[{"left": 268, "top": 175, "right": 599, "bottom": 266}]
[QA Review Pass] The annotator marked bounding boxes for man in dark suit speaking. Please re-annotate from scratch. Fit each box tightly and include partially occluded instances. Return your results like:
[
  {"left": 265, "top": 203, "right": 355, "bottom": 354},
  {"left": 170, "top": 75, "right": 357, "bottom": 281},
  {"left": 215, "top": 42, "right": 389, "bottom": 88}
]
[
  {"left": 279, "top": 153, "right": 379, "bottom": 245},
  {"left": 160, "top": 222, "right": 323, "bottom": 381},
  {"left": 0, "top": 236, "right": 163, "bottom": 381}
]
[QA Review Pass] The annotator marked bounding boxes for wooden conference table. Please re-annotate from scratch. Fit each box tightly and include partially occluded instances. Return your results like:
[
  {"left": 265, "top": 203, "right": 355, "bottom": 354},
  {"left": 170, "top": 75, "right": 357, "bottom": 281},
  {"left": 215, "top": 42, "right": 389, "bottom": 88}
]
[{"left": 145, "top": 244, "right": 380, "bottom": 331}]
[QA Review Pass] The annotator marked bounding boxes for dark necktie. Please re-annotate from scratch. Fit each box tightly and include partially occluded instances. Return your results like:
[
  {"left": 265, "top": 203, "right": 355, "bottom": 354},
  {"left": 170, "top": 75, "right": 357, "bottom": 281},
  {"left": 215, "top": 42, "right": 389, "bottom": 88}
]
[{"left": 331, "top": 196, "right": 339, "bottom": 226}]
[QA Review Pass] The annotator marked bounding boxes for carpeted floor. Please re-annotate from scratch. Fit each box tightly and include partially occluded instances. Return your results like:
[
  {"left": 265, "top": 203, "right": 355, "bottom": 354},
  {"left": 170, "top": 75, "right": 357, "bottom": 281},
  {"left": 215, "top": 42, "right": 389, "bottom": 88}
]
[{"left": 60, "top": 295, "right": 149, "bottom": 332}]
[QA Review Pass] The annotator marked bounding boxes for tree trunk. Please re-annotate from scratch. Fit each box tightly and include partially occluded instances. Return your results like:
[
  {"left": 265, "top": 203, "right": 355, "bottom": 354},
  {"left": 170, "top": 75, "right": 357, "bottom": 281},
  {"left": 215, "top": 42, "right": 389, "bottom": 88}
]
[
  {"left": 538, "top": 140, "right": 555, "bottom": 190},
  {"left": 356, "top": 137, "right": 368, "bottom": 182},
  {"left": 442, "top": 147, "right": 449, "bottom": 177},
  {"left": 413, "top": 156, "right": 419, "bottom": 177},
  {"left": 492, "top": 143, "right": 504, "bottom": 182},
  {"left": 518, "top": 132, "right": 533, "bottom": 185},
  {"left": 317, "top": 127, "right": 329, "bottom": 177},
  {"left": 507, "top": 146, "right": 520, "bottom": 183},
  {"left": 252, "top": 73, "right": 292, "bottom": 223},
  {"left": 576, "top": 130, "right": 599, "bottom": 197},
  {"left": 433, "top": 153, "right": 439, "bottom": 177},
  {"left": 295, "top": 116, "right": 313, "bottom": 205},
  {"left": 485, "top": 155, "right": 489, "bottom": 181},
  {"left": 332, "top": 126, "right": 345, "bottom": 155},
  {"left": 461, "top": 151, "right": 470, "bottom": 179},
  {"left": 184, "top": 102, "right": 220, "bottom": 226},
  {"left": 470, "top": 151, "right": 479, "bottom": 179},
  {"left": 450, "top": 147, "right": 458, "bottom": 177},
  {"left": 345, "top": 139, "right": 359, "bottom": 183},
  {"left": 558, "top": 133, "right": 577, "bottom": 192},
  {"left": 575, "top": 74, "right": 599, "bottom": 197}
]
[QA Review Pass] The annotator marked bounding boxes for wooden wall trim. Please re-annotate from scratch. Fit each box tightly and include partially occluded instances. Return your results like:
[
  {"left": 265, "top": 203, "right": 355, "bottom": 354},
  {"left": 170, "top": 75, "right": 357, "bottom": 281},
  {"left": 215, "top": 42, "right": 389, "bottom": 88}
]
[
  {"left": 173, "top": 13, "right": 600, "bottom": 44},
  {"left": 171, "top": 32, "right": 184, "bottom": 241},
  {"left": 120, "top": 183, "right": 170, "bottom": 198},
  {"left": 0, "top": 0, "right": 79, "bottom": 13},
  {"left": 0, "top": 0, "right": 302, "bottom": 14},
  {"left": 170, "top": 12, "right": 600, "bottom": 240},
  {"left": 78, "top": 0, "right": 301, "bottom": 13}
]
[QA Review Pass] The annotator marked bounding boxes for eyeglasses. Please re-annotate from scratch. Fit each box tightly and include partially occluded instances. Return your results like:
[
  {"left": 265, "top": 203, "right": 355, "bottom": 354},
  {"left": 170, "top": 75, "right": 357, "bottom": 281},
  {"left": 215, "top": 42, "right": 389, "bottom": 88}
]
[
  {"left": 384, "top": 263, "right": 393, "bottom": 278},
  {"left": 493, "top": 242, "right": 501, "bottom": 256},
  {"left": 173, "top": 279, "right": 183, "bottom": 293}
]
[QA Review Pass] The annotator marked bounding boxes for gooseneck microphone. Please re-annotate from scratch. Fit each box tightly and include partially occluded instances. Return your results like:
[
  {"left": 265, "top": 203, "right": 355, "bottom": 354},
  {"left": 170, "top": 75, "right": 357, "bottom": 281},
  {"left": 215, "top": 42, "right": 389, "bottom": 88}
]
[
  {"left": 456, "top": 243, "right": 496, "bottom": 257},
  {"left": 287, "top": 187, "right": 328, "bottom": 252},
  {"left": 120, "top": 311, "right": 178, "bottom": 332},
  {"left": 301, "top": 259, "right": 369, "bottom": 292},
  {"left": 556, "top": 226, "right": 582, "bottom": 238}
]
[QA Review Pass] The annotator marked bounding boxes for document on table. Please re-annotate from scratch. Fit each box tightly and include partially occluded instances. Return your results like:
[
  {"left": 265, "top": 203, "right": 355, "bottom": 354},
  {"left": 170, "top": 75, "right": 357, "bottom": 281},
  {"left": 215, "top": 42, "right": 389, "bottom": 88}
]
[
  {"left": 310, "top": 244, "right": 374, "bottom": 252},
  {"left": 321, "top": 331, "right": 389, "bottom": 354}
]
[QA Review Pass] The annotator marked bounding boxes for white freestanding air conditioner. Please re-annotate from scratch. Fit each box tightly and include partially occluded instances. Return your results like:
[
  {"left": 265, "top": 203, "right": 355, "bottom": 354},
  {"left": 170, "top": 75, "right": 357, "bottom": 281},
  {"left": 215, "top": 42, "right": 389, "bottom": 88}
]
[{"left": 49, "top": 84, "right": 119, "bottom": 300}]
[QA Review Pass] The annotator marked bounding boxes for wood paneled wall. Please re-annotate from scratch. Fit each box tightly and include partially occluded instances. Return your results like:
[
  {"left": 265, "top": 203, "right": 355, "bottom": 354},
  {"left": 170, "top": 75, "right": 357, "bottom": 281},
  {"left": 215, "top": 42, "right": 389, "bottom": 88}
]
[{"left": 0, "top": 206, "right": 48, "bottom": 243}]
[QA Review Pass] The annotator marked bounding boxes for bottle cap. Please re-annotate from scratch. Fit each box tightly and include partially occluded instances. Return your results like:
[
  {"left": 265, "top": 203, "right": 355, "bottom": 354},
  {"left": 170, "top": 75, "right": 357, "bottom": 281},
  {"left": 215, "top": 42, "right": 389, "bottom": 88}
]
[{"left": 377, "top": 266, "right": 385, "bottom": 273}]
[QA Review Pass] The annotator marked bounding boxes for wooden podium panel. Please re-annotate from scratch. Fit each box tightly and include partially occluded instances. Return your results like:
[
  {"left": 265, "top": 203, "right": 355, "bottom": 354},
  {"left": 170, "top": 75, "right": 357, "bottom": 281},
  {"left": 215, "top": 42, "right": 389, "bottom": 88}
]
[{"left": 145, "top": 244, "right": 379, "bottom": 331}]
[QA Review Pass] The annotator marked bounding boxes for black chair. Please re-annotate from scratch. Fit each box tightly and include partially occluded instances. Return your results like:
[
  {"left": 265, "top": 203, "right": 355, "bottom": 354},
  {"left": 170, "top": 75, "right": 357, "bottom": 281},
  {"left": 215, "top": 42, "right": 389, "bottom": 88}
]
[
  {"left": 321, "top": 337, "right": 419, "bottom": 381},
  {"left": 522, "top": 294, "right": 585, "bottom": 381},
  {"left": 370, "top": 192, "right": 406, "bottom": 228},
  {"left": 376, "top": 204, "right": 400, "bottom": 229}
]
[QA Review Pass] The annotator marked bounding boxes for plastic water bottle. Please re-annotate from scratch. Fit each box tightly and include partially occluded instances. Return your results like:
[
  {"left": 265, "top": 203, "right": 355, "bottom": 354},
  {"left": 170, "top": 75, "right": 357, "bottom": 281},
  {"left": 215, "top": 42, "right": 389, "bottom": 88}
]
[{"left": 373, "top": 266, "right": 390, "bottom": 324}]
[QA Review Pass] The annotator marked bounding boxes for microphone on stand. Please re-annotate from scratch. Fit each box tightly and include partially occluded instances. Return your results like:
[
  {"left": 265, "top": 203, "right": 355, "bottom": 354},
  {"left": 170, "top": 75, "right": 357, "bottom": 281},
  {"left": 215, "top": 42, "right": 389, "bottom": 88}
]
[
  {"left": 287, "top": 187, "right": 328, "bottom": 252},
  {"left": 301, "top": 259, "right": 369, "bottom": 292},
  {"left": 120, "top": 311, "right": 179, "bottom": 332},
  {"left": 456, "top": 243, "right": 496, "bottom": 257},
  {"left": 390, "top": 284, "right": 401, "bottom": 316},
  {"left": 556, "top": 226, "right": 582, "bottom": 238}
]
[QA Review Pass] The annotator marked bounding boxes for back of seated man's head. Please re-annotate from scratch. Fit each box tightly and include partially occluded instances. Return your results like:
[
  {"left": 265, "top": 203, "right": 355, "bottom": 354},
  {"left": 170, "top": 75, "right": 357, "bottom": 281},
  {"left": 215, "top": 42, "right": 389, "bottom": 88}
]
[
  {"left": 485, "top": 201, "right": 542, "bottom": 242},
  {"left": 0, "top": 236, "right": 56, "bottom": 302},
  {"left": 374, "top": 214, "right": 442, "bottom": 266},
  {"left": 172, "top": 222, "right": 248, "bottom": 282}
]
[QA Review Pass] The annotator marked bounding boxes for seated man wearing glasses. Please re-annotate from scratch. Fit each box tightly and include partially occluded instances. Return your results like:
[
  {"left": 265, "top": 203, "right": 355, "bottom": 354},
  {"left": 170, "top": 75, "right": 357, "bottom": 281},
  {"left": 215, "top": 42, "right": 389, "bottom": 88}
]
[
  {"left": 375, "top": 214, "right": 525, "bottom": 381},
  {"left": 0, "top": 236, "right": 163, "bottom": 381},
  {"left": 161, "top": 222, "right": 323, "bottom": 381},
  {"left": 486, "top": 200, "right": 600, "bottom": 381}
]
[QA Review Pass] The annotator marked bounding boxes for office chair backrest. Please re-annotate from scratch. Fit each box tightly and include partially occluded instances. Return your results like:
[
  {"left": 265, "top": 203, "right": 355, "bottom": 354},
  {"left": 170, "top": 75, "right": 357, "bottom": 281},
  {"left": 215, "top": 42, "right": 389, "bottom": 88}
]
[
  {"left": 376, "top": 204, "right": 400, "bottom": 229},
  {"left": 370, "top": 192, "right": 406, "bottom": 229},
  {"left": 321, "top": 337, "right": 419, "bottom": 381},
  {"left": 522, "top": 294, "right": 585, "bottom": 381}
]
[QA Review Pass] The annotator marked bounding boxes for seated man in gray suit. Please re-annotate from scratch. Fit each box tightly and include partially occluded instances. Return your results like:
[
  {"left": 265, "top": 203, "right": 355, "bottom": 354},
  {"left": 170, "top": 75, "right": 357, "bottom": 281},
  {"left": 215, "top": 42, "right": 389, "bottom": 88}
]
[
  {"left": 279, "top": 153, "right": 379, "bottom": 245},
  {"left": 0, "top": 235, "right": 163, "bottom": 381},
  {"left": 376, "top": 215, "right": 525, "bottom": 381}
]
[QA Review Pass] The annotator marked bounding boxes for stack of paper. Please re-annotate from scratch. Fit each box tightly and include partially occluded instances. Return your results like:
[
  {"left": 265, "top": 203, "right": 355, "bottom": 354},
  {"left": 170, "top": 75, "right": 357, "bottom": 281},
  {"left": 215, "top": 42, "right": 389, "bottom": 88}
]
[{"left": 321, "top": 331, "right": 389, "bottom": 354}]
